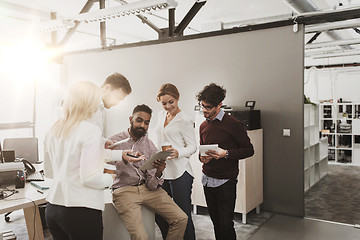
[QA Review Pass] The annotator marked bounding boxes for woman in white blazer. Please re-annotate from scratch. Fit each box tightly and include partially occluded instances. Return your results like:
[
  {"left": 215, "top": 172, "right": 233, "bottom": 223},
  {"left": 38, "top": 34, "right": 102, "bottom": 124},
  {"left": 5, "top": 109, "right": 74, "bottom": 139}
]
[
  {"left": 44, "top": 81, "right": 113, "bottom": 240},
  {"left": 155, "top": 83, "right": 197, "bottom": 240}
]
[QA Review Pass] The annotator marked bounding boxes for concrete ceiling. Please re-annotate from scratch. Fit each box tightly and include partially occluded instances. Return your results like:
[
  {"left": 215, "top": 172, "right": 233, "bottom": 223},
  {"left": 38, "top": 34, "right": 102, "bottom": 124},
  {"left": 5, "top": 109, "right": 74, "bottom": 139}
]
[{"left": 1, "top": 0, "right": 360, "bottom": 66}]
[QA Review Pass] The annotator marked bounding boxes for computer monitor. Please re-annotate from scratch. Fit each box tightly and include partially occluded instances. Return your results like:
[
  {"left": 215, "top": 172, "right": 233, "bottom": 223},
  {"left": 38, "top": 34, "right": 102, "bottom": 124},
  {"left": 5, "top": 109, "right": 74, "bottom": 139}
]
[
  {"left": 3, "top": 138, "right": 39, "bottom": 163},
  {"left": 2, "top": 150, "right": 15, "bottom": 162}
]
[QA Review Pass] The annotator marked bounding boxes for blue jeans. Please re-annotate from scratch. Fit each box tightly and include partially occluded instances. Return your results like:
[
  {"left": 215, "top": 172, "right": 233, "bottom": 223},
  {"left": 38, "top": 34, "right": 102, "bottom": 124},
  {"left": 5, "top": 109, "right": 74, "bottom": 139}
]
[
  {"left": 155, "top": 171, "right": 195, "bottom": 240},
  {"left": 203, "top": 179, "right": 237, "bottom": 240}
]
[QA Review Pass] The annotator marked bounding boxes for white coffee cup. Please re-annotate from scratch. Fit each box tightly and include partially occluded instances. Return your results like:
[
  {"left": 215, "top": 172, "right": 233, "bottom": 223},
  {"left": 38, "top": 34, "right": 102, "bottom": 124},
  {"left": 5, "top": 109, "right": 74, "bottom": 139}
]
[
  {"left": 104, "top": 163, "right": 116, "bottom": 174},
  {"left": 161, "top": 143, "right": 172, "bottom": 152}
]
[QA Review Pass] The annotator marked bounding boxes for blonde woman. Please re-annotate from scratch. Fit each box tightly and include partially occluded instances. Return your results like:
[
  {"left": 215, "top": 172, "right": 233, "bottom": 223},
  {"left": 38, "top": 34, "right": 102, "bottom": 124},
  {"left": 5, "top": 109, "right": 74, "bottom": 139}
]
[
  {"left": 43, "top": 81, "right": 133, "bottom": 240},
  {"left": 155, "top": 83, "right": 197, "bottom": 240}
]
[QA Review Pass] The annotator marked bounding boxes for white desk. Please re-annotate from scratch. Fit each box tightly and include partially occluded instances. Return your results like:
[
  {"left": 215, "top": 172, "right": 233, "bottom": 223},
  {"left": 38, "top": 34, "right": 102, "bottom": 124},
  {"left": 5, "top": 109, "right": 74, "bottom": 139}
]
[
  {"left": 0, "top": 183, "right": 47, "bottom": 240},
  {"left": 1, "top": 185, "right": 156, "bottom": 240}
]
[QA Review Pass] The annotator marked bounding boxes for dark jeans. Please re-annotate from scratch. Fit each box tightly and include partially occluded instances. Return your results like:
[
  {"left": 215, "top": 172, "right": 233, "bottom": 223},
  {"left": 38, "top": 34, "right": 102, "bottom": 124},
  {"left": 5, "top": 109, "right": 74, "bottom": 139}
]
[
  {"left": 155, "top": 171, "right": 195, "bottom": 240},
  {"left": 203, "top": 179, "right": 237, "bottom": 240},
  {"left": 45, "top": 203, "right": 103, "bottom": 240}
]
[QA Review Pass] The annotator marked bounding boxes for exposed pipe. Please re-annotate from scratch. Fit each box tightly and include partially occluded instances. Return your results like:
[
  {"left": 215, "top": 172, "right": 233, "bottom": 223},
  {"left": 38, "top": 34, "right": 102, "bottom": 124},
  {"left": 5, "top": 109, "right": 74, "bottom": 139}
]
[
  {"left": 283, "top": 0, "right": 351, "bottom": 50},
  {"left": 283, "top": 0, "right": 318, "bottom": 13}
]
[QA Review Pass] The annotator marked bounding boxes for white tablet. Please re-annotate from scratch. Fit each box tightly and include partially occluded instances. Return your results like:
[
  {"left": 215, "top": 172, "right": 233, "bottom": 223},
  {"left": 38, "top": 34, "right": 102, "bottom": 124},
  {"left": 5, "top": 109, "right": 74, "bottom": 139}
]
[
  {"left": 139, "top": 151, "right": 172, "bottom": 171},
  {"left": 199, "top": 144, "right": 219, "bottom": 156}
]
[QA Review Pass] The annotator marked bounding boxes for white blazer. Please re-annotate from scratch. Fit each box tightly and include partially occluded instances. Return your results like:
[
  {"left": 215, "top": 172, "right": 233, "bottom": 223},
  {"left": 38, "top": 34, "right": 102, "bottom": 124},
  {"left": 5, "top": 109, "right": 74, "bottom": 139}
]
[
  {"left": 44, "top": 121, "right": 113, "bottom": 211},
  {"left": 156, "top": 110, "right": 197, "bottom": 180}
]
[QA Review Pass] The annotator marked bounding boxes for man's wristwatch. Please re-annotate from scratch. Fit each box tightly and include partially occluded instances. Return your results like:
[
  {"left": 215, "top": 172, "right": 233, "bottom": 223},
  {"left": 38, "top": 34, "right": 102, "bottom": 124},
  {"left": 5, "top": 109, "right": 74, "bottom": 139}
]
[{"left": 225, "top": 150, "right": 229, "bottom": 159}]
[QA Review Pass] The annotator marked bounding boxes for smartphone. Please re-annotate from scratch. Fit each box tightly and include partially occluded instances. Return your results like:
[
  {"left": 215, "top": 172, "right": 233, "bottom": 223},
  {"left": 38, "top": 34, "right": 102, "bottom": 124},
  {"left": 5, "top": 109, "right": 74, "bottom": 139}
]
[{"left": 126, "top": 153, "right": 139, "bottom": 158}]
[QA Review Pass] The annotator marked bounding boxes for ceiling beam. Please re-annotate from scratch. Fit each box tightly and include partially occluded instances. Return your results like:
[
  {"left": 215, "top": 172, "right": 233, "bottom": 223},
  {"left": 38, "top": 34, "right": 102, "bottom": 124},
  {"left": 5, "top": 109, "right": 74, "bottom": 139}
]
[
  {"left": 305, "top": 63, "right": 360, "bottom": 69},
  {"left": 296, "top": 7, "right": 360, "bottom": 26},
  {"left": 306, "top": 32, "right": 321, "bottom": 44},
  {"left": 137, "top": 15, "right": 163, "bottom": 35},
  {"left": 306, "top": 49, "right": 360, "bottom": 59},
  {"left": 168, "top": 8, "right": 175, "bottom": 37},
  {"left": 305, "top": 19, "right": 360, "bottom": 33},
  {"left": 306, "top": 38, "right": 360, "bottom": 49},
  {"left": 51, "top": 12, "right": 57, "bottom": 46},
  {"left": 174, "top": 0, "right": 206, "bottom": 36},
  {"left": 100, "top": 0, "right": 107, "bottom": 48},
  {"left": 59, "top": 0, "right": 96, "bottom": 46}
]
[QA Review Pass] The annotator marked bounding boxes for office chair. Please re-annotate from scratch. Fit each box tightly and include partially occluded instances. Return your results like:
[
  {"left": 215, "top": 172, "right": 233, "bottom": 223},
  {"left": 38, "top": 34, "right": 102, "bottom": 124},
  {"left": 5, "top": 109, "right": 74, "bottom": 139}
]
[{"left": 2, "top": 137, "right": 40, "bottom": 222}]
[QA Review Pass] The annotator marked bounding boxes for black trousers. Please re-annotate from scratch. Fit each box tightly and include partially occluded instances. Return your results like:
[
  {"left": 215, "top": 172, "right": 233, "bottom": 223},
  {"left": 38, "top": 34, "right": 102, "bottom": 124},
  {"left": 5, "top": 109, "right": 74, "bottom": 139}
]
[
  {"left": 155, "top": 171, "right": 195, "bottom": 240},
  {"left": 203, "top": 179, "right": 237, "bottom": 240},
  {"left": 45, "top": 203, "right": 103, "bottom": 240}
]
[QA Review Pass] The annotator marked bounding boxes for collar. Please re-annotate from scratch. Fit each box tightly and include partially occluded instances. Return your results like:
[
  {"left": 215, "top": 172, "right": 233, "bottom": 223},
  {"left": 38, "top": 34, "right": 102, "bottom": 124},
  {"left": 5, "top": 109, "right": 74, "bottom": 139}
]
[
  {"left": 207, "top": 109, "right": 225, "bottom": 121},
  {"left": 99, "top": 101, "right": 105, "bottom": 110}
]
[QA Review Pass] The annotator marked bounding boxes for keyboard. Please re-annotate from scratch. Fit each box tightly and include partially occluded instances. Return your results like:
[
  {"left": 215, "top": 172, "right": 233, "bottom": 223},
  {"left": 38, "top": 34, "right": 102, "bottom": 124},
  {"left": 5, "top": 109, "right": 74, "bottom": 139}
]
[{"left": 26, "top": 171, "right": 44, "bottom": 182}]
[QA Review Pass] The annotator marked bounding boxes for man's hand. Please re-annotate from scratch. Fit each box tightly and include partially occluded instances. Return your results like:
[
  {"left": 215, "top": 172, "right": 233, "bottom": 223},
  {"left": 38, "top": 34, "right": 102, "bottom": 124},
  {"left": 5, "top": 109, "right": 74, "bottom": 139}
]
[
  {"left": 122, "top": 150, "right": 144, "bottom": 163},
  {"left": 153, "top": 159, "right": 166, "bottom": 178},
  {"left": 204, "top": 148, "right": 227, "bottom": 160},
  {"left": 199, "top": 155, "right": 212, "bottom": 164},
  {"left": 105, "top": 139, "right": 117, "bottom": 150}
]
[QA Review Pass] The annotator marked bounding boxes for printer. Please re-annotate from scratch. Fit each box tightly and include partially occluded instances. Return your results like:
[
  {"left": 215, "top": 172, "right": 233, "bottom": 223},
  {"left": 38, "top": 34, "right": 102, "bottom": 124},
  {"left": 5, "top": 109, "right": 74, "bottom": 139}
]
[
  {"left": 0, "top": 162, "right": 25, "bottom": 187},
  {"left": 230, "top": 110, "right": 262, "bottom": 130}
]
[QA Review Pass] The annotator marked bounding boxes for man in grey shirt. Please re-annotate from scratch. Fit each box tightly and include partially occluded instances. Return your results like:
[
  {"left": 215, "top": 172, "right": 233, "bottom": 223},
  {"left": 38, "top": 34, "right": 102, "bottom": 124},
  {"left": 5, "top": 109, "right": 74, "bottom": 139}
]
[{"left": 107, "top": 104, "right": 187, "bottom": 240}]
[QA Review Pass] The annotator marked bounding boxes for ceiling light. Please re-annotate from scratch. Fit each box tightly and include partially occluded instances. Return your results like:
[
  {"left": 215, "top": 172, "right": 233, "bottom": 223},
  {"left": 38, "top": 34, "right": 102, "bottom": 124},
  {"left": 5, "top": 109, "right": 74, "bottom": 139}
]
[
  {"left": 39, "top": 18, "right": 75, "bottom": 32},
  {"left": 307, "top": 49, "right": 360, "bottom": 59},
  {"left": 75, "top": 0, "right": 178, "bottom": 23}
]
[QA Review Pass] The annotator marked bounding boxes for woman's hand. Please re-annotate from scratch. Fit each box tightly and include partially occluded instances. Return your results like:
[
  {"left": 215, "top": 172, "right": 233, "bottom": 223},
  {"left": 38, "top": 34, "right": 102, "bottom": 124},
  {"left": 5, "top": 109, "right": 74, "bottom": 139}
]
[
  {"left": 105, "top": 139, "right": 117, "bottom": 150},
  {"left": 166, "top": 147, "right": 179, "bottom": 160}
]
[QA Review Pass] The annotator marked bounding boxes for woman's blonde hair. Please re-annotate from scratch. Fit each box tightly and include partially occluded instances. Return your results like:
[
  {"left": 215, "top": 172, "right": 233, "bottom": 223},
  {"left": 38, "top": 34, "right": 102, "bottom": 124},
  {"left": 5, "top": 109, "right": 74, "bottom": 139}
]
[{"left": 53, "top": 81, "right": 101, "bottom": 138}]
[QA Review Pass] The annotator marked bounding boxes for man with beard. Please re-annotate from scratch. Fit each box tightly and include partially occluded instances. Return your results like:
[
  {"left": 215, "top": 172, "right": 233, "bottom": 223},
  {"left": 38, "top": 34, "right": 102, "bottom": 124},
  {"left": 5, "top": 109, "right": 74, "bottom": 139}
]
[{"left": 107, "top": 104, "right": 188, "bottom": 240}]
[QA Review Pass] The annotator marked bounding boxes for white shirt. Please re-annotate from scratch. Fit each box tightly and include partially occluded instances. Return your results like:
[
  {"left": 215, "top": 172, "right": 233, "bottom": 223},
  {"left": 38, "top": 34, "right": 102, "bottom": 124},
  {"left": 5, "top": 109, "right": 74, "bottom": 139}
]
[
  {"left": 44, "top": 121, "right": 113, "bottom": 211},
  {"left": 88, "top": 102, "right": 123, "bottom": 161},
  {"left": 156, "top": 110, "right": 197, "bottom": 179},
  {"left": 90, "top": 102, "right": 106, "bottom": 134}
]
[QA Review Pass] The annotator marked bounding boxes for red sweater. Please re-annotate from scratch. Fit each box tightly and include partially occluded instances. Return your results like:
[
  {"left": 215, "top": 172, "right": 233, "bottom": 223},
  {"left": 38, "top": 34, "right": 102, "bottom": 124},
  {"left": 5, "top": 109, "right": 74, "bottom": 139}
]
[{"left": 199, "top": 113, "right": 254, "bottom": 179}]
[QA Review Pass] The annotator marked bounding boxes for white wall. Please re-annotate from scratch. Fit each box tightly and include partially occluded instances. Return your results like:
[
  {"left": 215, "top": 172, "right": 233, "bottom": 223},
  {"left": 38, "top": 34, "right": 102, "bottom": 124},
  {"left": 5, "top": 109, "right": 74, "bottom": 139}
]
[
  {"left": 304, "top": 67, "right": 360, "bottom": 103},
  {"left": 0, "top": 63, "right": 63, "bottom": 162}
]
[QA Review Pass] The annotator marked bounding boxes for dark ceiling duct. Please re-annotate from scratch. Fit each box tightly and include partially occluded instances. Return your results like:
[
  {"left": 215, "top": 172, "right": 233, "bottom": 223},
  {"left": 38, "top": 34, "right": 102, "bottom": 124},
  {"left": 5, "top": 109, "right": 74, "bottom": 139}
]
[{"left": 283, "top": 0, "right": 351, "bottom": 50}]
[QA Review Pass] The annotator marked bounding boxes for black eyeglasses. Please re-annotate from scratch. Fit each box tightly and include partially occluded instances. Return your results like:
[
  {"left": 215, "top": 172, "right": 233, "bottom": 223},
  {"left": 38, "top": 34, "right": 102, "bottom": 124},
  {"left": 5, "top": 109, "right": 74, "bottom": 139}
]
[{"left": 199, "top": 102, "right": 214, "bottom": 111}]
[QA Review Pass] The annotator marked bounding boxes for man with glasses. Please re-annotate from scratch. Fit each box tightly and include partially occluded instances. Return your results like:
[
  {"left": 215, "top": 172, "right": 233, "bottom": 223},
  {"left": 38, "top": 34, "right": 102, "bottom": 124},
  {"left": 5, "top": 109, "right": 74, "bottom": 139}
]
[{"left": 196, "top": 83, "right": 254, "bottom": 240}]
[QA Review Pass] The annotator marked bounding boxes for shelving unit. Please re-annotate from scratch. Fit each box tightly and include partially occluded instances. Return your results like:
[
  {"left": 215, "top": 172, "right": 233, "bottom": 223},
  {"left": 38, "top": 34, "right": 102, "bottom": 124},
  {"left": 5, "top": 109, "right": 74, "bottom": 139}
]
[
  {"left": 319, "top": 102, "right": 360, "bottom": 166},
  {"left": 304, "top": 104, "right": 328, "bottom": 192}
]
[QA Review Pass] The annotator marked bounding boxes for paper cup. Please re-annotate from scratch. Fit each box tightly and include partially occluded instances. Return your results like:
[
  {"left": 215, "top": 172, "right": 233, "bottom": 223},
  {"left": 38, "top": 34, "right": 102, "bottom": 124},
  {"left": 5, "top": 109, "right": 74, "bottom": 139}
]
[
  {"left": 161, "top": 143, "right": 172, "bottom": 152},
  {"left": 104, "top": 163, "right": 116, "bottom": 174}
]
